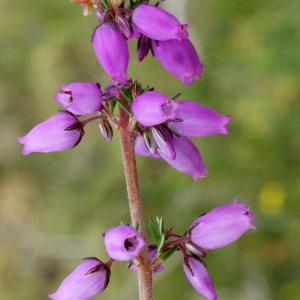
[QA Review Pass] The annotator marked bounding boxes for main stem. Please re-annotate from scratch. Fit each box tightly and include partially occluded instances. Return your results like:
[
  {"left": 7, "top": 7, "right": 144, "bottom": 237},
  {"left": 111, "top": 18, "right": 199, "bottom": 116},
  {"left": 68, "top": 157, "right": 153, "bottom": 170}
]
[{"left": 118, "top": 107, "right": 153, "bottom": 300}]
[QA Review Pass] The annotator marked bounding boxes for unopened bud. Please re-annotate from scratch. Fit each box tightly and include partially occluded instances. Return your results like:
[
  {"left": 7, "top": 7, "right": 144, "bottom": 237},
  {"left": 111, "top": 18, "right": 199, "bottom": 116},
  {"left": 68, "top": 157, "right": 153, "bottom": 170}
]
[{"left": 98, "top": 118, "right": 113, "bottom": 142}]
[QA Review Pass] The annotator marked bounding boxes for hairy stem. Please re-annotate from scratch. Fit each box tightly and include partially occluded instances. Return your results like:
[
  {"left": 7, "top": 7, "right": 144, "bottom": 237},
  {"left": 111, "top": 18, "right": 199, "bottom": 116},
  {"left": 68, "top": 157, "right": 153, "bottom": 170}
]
[{"left": 118, "top": 107, "right": 153, "bottom": 300}]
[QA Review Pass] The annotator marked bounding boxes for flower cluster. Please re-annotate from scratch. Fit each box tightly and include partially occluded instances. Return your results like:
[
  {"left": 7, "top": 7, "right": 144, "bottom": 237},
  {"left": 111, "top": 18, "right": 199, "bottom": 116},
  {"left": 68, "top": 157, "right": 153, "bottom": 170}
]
[
  {"left": 18, "top": 81, "right": 230, "bottom": 180},
  {"left": 182, "top": 199, "right": 256, "bottom": 299},
  {"left": 48, "top": 224, "right": 152, "bottom": 300},
  {"left": 92, "top": 1, "right": 203, "bottom": 86},
  {"left": 18, "top": 82, "right": 102, "bottom": 155},
  {"left": 18, "top": 1, "right": 256, "bottom": 300},
  {"left": 18, "top": 1, "right": 230, "bottom": 181},
  {"left": 132, "top": 90, "right": 231, "bottom": 181},
  {"left": 49, "top": 200, "right": 255, "bottom": 300}
]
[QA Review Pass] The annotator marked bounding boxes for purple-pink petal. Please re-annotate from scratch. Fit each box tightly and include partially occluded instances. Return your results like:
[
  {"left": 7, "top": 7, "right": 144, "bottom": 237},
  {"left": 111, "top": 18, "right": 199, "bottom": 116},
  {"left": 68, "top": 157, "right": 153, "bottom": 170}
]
[
  {"left": 92, "top": 24, "right": 129, "bottom": 85},
  {"left": 159, "top": 136, "right": 208, "bottom": 181},
  {"left": 131, "top": 91, "right": 178, "bottom": 126},
  {"left": 104, "top": 225, "right": 146, "bottom": 261},
  {"left": 54, "top": 82, "right": 102, "bottom": 115},
  {"left": 184, "top": 257, "right": 217, "bottom": 300},
  {"left": 152, "top": 39, "right": 203, "bottom": 86},
  {"left": 132, "top": 4, "right": 189, "bottom": 41},
  {"left": 168, "top": 100, "right": 231, "bottom": 137},
  {"left": 190, "top": 199, "right": 256, "bottom": 250},
  {"left": 18, "top": 113, "right": 82, "bottom": 155},
  {"left": 48, "top": 258, "right": 110, "bottom": 300}
]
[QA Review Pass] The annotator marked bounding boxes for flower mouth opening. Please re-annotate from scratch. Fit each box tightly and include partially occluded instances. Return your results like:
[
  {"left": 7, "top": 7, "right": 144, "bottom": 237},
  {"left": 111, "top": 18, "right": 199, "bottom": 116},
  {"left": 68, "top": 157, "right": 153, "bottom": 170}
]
[{"left": 124, "top": 235, "right": 138, "bottom": 252}]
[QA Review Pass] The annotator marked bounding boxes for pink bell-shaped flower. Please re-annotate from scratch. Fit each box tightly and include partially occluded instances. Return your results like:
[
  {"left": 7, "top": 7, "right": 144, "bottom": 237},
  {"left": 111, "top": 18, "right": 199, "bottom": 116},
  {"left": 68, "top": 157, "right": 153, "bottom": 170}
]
[
  {"left": 168, "top": 100, "right": 231, "bottom": 137},
  {"left": 48, "top": 257, "right": 110, "bottom": 300},
  {"left": 92, "top": 24, "right": 129, "bottom": 85},
  {"left": 131, "top": 91, "right": 179, "bottom": 126},
  {"left": 104, "top": 225, "right": 146, "bottom": 261},
  {"left": 18, "top": 112, "right": 83, "bottom": 155},
  {"left": 54, "top": 82, "right": 102, "bottom": 115},
  {"left": 184, "top": 256, "right": 217, "bottom": 300},
  {"left": 152, "top": 39, "right": 203, "bottom": 86},
  {"left": 132, "top": 4, "right": 189, "bottom": 41},
  {"left": 189, "top": 199, "right": 256, "bottom": 251}
]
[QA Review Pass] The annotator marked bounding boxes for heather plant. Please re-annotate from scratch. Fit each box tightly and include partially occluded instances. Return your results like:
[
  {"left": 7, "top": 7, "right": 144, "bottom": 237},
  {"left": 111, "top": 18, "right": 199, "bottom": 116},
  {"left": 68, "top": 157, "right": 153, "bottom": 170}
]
[{"left": 18, "top": 1, "right": 256, "bottom": 299}]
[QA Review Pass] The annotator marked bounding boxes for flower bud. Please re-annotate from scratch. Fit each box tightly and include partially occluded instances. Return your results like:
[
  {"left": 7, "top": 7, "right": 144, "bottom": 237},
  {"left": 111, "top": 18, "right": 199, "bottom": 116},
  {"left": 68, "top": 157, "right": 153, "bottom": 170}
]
[
  {"left": 104, "top": 225, "right": 146, "bottom": 261},
  {"left": 48, "top": 257, "right": 110, "bottom": 300},
  {"left": 152, "top": 39, "right": 203, "bottom": 86},
  {"left": 132, "top": 4, "right": 189, "bottom": 41},
  {"left": 184, "top": 256, "right": 217, "bottom": 300},
  {"left": 54, "top": 82, "right": 102, "bottom": 115},
  {"left": 92, "top": 24, "right": 129, "bottom": 85},
  {"left": 18, "top": 112, "right": 83, "bottom": 155},
  {"left": 189, "top": 199, "right": 256, "bottom": 251},
  {"left": 97, "top": 118, "right": 113, "bottom": 142}
]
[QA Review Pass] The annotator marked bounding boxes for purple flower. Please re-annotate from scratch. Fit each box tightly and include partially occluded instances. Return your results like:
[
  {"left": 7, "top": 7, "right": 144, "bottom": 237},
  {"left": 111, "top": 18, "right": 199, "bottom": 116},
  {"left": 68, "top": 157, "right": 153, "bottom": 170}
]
[
  {"left": 168, "top": 100, "right": 231, "bottom": 137},
  {"left": 48, "top": 257, "right": 110, "bottom": 300},
  {"left": 54, "top": 82, "right": 102, "bottom": 115},
  {"left": 131, "top": 90, "right": 230, "bottom": 180},
  {"left": 18, "top": 112, "right": 83, "bottom": 155},
  {"left": 131, "top": 91, "right": 179, "bottom": 126},
  {"left": 184, "top": 256, "right": 217, "bottom": 300},
  {"left": 189, "top": 199, "right": 256, "bottom": 251},
  {"left": 159, "top": 136, "right": 208, "bottom": 181},
  {"left": 92, "top": 24, "right": 129, "bottom": 85},
  {"left": 129, "top": 244, "right": 164, "bottom": 275},
  {"left": 131, "top": 91, "right": 230, "bottom": 137},
  {"left": 152, "top": 39, "right": 203, "bottom": 86},
  {"left": 132, "top": 4, "right": 189, "bottom": 41},
  {"left": 104, "top": 225, "right": 146, "bottom": 261}
]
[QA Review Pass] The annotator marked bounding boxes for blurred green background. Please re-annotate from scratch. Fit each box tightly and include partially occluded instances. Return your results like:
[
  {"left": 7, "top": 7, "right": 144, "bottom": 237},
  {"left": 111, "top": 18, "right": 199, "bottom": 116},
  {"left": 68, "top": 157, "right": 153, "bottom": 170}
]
[{"left": 1, "top": 0, "right": 299, "bottom": 299}]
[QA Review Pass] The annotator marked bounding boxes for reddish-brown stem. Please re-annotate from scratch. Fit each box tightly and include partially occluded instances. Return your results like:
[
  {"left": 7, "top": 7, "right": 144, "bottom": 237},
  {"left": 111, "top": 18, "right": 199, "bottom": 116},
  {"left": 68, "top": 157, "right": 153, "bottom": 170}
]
[{"left": 118, "top": 106, "right": 153, "bottom": 300}]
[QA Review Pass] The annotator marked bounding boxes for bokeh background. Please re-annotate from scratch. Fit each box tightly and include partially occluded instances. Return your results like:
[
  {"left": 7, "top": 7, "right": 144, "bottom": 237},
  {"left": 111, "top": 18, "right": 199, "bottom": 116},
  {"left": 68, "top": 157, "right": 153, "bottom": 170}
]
[{"left": 1, "top": 0, "right": 299, "bottom": 299}]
